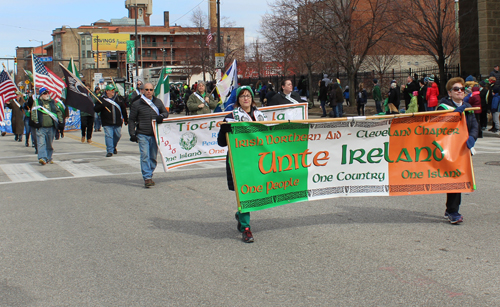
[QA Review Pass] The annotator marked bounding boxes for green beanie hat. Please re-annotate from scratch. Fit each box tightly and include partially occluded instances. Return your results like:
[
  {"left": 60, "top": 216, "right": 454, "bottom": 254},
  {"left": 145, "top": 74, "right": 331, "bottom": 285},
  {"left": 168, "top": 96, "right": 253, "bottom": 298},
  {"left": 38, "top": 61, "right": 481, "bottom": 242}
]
[{"left": 236, "top": 86, "right": 254, "bottom": 99}]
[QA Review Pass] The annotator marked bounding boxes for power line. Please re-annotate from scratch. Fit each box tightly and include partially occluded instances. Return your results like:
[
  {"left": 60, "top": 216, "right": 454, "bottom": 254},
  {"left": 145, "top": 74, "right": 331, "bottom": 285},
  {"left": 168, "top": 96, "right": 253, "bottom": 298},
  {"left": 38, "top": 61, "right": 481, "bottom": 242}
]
[
  {"left": 0, "top": 23, "right": 46, "bottom": 33},
  {"left": 172, "top": 0, "right": 206, "bottom": 23}
]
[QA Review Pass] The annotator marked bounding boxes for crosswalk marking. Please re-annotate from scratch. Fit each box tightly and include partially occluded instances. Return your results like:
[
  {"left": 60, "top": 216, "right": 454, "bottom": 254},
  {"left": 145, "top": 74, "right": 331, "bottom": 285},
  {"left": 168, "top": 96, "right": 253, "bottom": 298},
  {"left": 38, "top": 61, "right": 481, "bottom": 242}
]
[
  {"left": 0, "top": 164, "right": 47, "bottom": 182},
  {"left": 112, "top": 156, "right": 141, "bottom": 169},
  {"left": 56, "top": 160, "right": 113, "bottom": 177},
  {"left": 0, "top": 156, "right": 225, "bottom": 185}
]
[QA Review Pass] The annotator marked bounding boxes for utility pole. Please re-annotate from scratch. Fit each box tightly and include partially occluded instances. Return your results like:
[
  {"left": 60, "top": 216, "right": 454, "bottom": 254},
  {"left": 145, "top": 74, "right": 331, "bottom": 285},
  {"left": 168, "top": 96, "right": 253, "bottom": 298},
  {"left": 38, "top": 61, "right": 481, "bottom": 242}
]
[
  {"left": 217, "top": 0, "right": 221, "bottom": 54},
  {"left": 96, "top": 35, "right": 99, "bottom": 73},
  {"left": 135, "top": 6, "right": 138, "bottom": 84}
]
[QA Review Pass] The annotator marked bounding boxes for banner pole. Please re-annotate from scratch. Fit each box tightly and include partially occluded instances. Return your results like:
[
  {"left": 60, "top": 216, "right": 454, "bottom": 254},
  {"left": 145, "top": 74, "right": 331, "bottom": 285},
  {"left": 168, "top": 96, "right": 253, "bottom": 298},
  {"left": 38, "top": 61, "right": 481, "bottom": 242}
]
[{"left": 244, "top": 108, "right": 480, "bottom": 125}]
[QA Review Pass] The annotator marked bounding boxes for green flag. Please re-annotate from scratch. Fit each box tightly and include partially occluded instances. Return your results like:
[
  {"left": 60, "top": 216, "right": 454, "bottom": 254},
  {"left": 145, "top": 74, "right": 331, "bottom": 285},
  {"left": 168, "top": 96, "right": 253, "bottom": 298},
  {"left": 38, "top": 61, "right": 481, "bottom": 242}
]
[
  {"left": 67, "top": 57, "right": 80, "bottom": 80},
  {"left": 154, "top": 68, "right": 170, "bottom": 111},
  {"left": 24, "top": 69, "right": 33, "bottom": 82}
]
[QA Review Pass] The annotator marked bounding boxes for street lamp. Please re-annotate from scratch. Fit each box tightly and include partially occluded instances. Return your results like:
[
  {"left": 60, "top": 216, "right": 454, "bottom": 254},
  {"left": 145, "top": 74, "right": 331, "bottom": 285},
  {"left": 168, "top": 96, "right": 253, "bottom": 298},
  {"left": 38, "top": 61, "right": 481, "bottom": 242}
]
[{"left": 29, "top": 39, "right": 43, "bottom": 56}]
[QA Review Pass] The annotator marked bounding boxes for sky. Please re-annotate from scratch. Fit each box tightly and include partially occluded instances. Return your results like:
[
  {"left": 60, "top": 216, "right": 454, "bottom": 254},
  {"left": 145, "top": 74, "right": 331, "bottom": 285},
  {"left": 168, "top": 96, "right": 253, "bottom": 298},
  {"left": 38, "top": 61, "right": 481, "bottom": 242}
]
[{"left": 0, "top": 0, "right": 271, "bottom": 77}]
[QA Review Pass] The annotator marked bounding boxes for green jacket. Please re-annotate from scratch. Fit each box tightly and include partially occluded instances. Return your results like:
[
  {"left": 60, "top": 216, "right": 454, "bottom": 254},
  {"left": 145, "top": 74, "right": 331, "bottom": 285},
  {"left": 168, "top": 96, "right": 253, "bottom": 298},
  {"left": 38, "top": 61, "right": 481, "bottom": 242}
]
[
  {"left": 372, "top": 85, "right": 382, "bottom": 101},
  {"left": 31, "top": 97, "right": 64, "bottom": 128},
  {"left": 186, "top": 91, "right": 217, "bottom": 115}
]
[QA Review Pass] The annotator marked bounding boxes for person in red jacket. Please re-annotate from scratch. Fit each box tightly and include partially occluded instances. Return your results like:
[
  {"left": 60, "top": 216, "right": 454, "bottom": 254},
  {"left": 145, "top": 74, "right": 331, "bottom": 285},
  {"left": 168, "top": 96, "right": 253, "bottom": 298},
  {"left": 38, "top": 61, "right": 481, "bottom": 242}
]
[
  {"left": 426, "top": 81, "right": 439, "bottom": 111},
  {"left": 468, "top": 85, "right": 482, "bottom": 138}
]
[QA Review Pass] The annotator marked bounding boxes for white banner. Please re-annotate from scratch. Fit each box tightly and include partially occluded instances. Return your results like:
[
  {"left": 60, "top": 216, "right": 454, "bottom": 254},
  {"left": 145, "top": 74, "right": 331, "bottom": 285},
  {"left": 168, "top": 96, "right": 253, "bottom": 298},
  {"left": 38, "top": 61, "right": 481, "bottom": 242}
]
[{"left": 154, "top": 103, "right": 308, "bottom": 170}]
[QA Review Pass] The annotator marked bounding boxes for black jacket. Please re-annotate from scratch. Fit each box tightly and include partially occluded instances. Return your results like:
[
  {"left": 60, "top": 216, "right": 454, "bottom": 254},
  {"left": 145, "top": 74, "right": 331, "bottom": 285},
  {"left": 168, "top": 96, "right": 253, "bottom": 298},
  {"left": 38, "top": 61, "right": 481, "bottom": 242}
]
[
  {"left": 268, "top": 91, "right": 304, "bottom": 106},
  {"left": 95, "top": 94, "right": 128, "bottom": 127},
  {"left": 437, "top": 97, "right": 478, "bottom": 140},
  {"left": 128, "top": 96, "right": 169, "bottom": 136}
]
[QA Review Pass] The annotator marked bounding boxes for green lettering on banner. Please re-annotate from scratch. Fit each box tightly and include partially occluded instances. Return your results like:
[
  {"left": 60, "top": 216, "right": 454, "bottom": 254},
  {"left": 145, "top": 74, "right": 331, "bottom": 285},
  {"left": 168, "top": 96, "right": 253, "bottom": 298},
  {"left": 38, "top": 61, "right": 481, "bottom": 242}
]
[{"left": 228, "top": 122, "right": 309, "bottom": 213}]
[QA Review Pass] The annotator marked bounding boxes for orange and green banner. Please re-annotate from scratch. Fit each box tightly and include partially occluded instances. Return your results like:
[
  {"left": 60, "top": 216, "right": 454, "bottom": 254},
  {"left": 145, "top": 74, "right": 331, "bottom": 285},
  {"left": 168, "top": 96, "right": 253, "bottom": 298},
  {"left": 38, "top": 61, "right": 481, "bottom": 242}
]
[{"left": 227, "top": 113, "right": 475, "bottom": 213}]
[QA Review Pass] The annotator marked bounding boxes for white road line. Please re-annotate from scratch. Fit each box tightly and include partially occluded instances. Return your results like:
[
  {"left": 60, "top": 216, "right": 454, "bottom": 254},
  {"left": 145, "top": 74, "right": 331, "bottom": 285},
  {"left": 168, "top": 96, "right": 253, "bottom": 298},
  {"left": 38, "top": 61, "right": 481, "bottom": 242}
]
[
  {"left": 56, "top": 160, "right": 112, "bottom": 177},
  {"left": 0, "top": 151, "right": 104, "bottom": 160},
  {"left": 0, "top": 164, "right": 47, "bottom": 182},
  {"left": 112, "top": 155, "right": 141, "bottom": 169}
]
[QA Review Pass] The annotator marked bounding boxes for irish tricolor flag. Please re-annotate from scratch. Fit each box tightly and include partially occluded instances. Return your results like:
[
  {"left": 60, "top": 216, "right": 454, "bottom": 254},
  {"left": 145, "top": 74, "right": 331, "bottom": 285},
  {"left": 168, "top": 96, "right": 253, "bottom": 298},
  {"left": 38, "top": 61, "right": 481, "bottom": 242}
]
[
  {"left": 154, "top": 68, "right": 170, "bottom": 111},
  {"left": 227, "top": 113, "right": 475, "bottom": 213}
]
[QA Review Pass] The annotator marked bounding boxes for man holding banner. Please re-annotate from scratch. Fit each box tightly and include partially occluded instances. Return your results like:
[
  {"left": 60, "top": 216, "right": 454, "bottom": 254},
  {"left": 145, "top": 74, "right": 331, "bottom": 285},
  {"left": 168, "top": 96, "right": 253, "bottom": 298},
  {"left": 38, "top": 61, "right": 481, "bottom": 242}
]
[
  {"left": 218, "top": 86, "right": 266, "bottom": 243},
  {"left": 129, "top": 83, "right": 168, "bottom": 188},
  {"left": 437, "top": 77, "right": 478, "bottom": 224},
  {"left": 187, "top": 81, "right": 217, "bottom": 115}
]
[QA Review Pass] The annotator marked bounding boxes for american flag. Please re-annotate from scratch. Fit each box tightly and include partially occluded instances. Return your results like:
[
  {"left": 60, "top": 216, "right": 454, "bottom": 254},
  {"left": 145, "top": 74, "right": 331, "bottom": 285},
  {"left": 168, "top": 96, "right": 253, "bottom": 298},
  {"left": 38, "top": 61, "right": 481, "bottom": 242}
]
[
  {"left": 0, "top": 70, "right": 17, "bottom": 102},
  {"left": 206, "top": 32, "right": 213, "bottom": 46},
  {"left": 32, "top": 54, "right": 65, "bottom": 100},
  {"left": 0, "top": 95, "right": 5, "bottom": 122}
]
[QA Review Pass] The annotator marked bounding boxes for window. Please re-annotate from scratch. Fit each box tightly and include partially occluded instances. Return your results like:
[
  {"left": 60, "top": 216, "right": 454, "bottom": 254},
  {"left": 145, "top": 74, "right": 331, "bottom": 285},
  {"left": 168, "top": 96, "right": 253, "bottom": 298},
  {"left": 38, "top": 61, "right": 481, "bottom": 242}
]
[
  {"left": 170, "top": 36, "right": 174, "bottom": 42},
  {"left": 87, "top": 51, "right": 92, "bottom": 58},
  {"left": 147, "top": 50, "right": 151, "bottom": 57},
  {"left": 81, "top": 39, "right": 85, "bottom": 46},
  {"left": 163, "top": 36, "right": 167, "bottom": 42},
  {"left": 82, "top": 51, "right": 86, "bottom": 58}
]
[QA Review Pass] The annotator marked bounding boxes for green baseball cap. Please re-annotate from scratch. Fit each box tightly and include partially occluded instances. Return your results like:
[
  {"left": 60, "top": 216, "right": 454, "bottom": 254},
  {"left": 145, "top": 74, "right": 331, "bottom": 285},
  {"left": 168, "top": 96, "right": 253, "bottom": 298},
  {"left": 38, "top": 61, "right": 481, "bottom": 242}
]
[{"left": 105, "top": 84, "right": 115, "bottom": 91}]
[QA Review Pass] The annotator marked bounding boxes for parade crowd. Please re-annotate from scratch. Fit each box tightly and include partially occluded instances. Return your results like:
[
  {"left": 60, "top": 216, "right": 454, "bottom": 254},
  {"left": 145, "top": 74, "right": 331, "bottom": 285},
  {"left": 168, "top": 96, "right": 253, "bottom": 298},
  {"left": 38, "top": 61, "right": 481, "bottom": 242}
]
[{"left": 4, "top": 65, "right": 500, "bottom": 242}]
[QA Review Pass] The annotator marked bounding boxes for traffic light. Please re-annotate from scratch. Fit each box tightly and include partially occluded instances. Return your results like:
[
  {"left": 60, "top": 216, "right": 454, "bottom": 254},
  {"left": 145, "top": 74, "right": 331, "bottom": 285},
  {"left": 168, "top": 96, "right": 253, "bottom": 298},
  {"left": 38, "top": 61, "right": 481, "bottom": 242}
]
[
  {"left": 93, "top": 53, "right": 97, "bottom": 62},
  {"left": 99, "top": 53, "right": 102, "bottom": 62},
  {"left": 14, "top": 57, "right": 17, "bottom": 64}
]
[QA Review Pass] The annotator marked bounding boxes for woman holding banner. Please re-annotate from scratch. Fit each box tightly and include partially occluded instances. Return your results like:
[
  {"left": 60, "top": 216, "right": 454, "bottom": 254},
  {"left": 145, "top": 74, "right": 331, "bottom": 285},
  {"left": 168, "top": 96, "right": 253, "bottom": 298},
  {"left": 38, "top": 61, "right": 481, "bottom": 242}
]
[
  {"left": 186, "top": 81, "right": 217, "bottom": 115},
  {"left": 217, "top": 86, "right": 266, "bottom": 243},
  {"left": 437, "top": 77, "right": 478, "bottom": 224}
]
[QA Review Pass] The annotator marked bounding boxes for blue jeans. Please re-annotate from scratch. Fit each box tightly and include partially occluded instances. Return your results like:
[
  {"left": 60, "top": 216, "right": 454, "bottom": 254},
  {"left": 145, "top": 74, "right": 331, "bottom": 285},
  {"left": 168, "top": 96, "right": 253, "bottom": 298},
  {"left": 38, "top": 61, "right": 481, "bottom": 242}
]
[
  {"left": 37, "top": 127, "right": 55, "bottom": 162},
  {"left": 94, "top": 113, "right": 102, "bottom": 131},
  {"left": 337, "top": 103, "right": 344, "bottom": 117},
  {"left": 320, "top": 100, "right": 327, "bottom": 116},
  {"left": 375, "top": 100, "right": 383, "bottom": 114},
  {"left": 137, "top": 134, "right": 158, "bottom": 180},
  {"left": 103, "top": 125, "right": 121, "bottom": 154}
]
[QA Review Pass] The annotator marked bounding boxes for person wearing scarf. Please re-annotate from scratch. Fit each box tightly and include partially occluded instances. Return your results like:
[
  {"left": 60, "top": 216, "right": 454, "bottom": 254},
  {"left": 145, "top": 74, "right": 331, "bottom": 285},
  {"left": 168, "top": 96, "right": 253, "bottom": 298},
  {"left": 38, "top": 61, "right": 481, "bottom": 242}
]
[
  {"left": 267, "top": 79, "right": 305, "bottom": 106},
  {"left": 437, "top": 77, "right": 478, "bottom": 224},
  {"left": 95, "top": 84, "right": 128, "bottom": 157},
  {"left": 217, "top": 86, "right": 266, "bottom": 243},
  {"left": 186, "top": 80, "right": 217, "bottom": 115},
  {"left": 30, "top": 88, "right": 64, "bottom": 165},
  {"left": 128, "top": 83, "right": 169, "bottom": 188}
]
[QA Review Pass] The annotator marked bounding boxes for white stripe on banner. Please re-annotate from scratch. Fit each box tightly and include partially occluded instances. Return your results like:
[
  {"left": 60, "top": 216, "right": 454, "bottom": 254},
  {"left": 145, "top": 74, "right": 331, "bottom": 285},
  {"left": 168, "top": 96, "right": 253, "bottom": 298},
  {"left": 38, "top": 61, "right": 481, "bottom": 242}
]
[
  {"left": 0, "top": 164, "right": 47, "bottom": 182},
  {"left": 56, "top": 160, "right": 112, "bottom": 177}
]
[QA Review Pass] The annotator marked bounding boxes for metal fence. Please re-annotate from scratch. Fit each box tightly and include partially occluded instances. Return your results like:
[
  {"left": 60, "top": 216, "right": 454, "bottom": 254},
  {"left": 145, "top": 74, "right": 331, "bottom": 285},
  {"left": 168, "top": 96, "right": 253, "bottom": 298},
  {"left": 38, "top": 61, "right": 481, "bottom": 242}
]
[{"left": 239, "top": 65, "right": 461, "bottom": 99}]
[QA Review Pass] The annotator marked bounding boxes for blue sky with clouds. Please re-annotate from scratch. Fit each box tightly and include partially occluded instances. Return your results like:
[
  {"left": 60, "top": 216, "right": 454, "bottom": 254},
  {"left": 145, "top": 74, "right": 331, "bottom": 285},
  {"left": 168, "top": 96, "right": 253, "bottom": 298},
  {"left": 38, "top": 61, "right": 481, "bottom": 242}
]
[{"left": 0, "top": 0, "right": 270, "bottom": 75}]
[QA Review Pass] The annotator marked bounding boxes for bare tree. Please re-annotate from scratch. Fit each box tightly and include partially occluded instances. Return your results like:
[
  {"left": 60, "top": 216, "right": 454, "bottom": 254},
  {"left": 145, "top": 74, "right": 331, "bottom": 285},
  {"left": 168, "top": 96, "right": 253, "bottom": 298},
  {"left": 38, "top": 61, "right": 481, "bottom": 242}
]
[
  {"left": 392, "top": 0, "right": 463, "bottom": 93},
  {"left": 309, "top": 0, "right": 397, "bottom": 104},
  {"left": 361, "top": 41, "right": 400, "bottom": 90},
  {"left": 259, "top": 11, "right": 297, "bottom": 76},
  {"left": 188, "top": 7, "right": 211, "bottom": 81}
]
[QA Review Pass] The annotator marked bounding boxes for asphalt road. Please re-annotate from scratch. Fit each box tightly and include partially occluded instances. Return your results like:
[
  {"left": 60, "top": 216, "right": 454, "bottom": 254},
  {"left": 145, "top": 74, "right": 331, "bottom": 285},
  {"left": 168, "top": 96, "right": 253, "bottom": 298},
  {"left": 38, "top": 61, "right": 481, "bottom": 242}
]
[{"left": 0, "top": 118, "right": 499, "bottom": 306}]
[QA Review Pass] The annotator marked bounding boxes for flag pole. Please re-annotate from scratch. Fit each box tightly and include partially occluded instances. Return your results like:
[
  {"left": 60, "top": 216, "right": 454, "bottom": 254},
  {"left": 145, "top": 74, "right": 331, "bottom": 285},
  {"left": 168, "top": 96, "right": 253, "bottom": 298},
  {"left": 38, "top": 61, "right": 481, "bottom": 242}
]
[{"left": 58, "top": 63, "right": 110, "bottom": 112}]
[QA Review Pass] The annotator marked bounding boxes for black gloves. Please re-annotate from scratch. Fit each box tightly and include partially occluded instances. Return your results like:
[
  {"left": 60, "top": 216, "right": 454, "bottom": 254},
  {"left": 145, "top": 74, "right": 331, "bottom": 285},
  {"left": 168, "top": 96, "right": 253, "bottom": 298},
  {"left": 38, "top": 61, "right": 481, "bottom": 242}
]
[
  {"left": 130, "top": 135, "right": 138, "bottom": 143},
  {"left": 455, "top": 105, "right": 467, "bottom": 114},
  {"left": 58, "top": 122, "right": 65, "bottom": 131},
  {"left": 156, "top": 115, "right": 165, "bottom": 123}
]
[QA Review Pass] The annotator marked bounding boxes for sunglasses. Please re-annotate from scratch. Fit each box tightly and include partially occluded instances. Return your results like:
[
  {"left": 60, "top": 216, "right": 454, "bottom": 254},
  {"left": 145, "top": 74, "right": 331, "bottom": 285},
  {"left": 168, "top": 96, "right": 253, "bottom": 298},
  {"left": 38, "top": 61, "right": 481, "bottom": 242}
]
[
  {"left": 144, "top": 89, "right": 154, "bottom": 91},
  {"left": 452, "top": 87, "right": 465, "bottom": 92}
]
